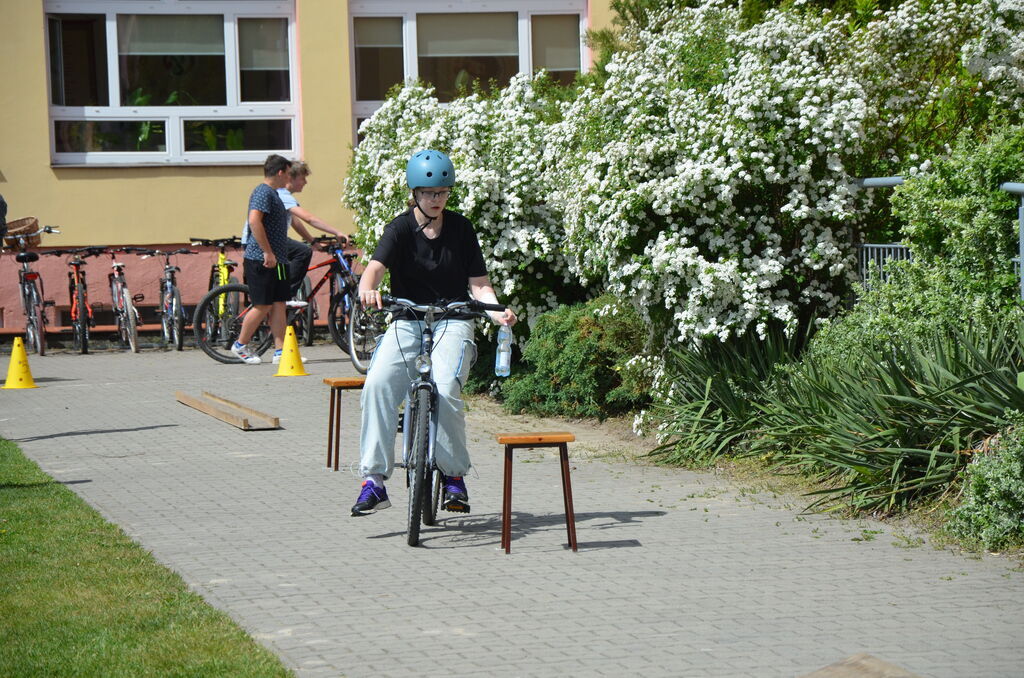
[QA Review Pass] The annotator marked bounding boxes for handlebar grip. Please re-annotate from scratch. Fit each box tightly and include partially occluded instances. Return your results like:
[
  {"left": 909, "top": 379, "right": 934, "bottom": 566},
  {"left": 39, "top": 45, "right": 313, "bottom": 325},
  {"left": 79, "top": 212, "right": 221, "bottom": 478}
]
[{"left": 475, "top": 302, "right": 507, "bottom": 312}]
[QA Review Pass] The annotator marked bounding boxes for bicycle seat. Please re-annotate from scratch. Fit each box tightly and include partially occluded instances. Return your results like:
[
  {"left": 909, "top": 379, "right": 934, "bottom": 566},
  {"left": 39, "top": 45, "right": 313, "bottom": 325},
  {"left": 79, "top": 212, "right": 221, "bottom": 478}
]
[{"left": 16, "top": 251, "right": 39, "bottom": 263}]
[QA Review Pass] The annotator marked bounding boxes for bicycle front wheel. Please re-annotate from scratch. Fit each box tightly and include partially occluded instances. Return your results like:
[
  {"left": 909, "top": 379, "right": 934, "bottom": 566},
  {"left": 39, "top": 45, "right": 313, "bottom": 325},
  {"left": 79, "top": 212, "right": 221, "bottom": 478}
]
[
  {"left": 326, "top": 292, "right": 350, "bottom": 354},
  {"left": 25, "top": 283, "right": 46, "bottom": 356},
  {"left": 295, "top": 277, "right": 315, "bottom": 347},
  {"left": 171, "top": 288, "right": 185, "bottom": 351},
  {"left": 193, "top": 283, "right": 268, "bottom": 363},
  {"left": 348, "top": 296, "right": 388, "bottom": 374},
  {"left": 406, "top": 387, "right": 431, "bottom": 547},
  {"left": 75, "top": 282, "right": 89, "bottom": 354},
  {"left": 122, "top": 288, "right": 139, "bottom": 353}
]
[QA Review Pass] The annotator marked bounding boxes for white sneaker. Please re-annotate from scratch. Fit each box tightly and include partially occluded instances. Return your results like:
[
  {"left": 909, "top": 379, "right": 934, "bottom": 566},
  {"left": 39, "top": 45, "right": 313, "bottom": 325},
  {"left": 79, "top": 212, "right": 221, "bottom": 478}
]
[
  {"left": 231, "top": 341, "right": 262, "bottom": 364},
  {"left": 285, "top": 300, "right": 309, "bottom": 309},
  {"left": 272, "top": 351, "right": 308, "bottom": 364}
]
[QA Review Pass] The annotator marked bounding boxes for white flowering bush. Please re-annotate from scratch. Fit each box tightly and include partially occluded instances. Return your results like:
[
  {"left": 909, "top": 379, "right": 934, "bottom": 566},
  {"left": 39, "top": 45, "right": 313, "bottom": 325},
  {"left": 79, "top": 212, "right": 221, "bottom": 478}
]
[{"left": 344, "top": 0, "right": 1024, "bottom": 349}]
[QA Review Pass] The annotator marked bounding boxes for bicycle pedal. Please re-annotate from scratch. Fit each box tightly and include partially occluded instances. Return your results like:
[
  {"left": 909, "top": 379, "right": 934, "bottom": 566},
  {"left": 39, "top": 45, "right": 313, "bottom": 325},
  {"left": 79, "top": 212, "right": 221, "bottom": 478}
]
[
  {"left": 133, "top": 293, "right": 145, "bottom": 303},
  {"left": 442, "top": 500, "right": 470, "bottom": 514}
]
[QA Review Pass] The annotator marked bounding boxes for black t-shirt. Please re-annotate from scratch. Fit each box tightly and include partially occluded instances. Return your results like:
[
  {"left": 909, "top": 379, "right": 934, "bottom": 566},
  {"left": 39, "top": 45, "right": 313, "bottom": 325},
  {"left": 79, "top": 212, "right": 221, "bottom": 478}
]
[{"left": 372, "top": 208, "right": 488, "bottom": 316}]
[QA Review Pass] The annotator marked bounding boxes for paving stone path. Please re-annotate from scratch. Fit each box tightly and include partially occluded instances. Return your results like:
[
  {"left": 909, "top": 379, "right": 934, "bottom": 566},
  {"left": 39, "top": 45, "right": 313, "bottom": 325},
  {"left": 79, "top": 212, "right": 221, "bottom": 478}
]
[{"left": 2, "top": 344, "right": 1022, "bottom": 677}]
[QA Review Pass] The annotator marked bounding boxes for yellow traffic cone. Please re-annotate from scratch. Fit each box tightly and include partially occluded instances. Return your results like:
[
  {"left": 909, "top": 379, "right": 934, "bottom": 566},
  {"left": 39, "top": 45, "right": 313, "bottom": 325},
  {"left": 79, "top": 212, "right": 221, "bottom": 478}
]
[
  {"left": 3, "top": 337, "right": 38, "bottom": 389},
  {"left": 274, "top": 326, "right": 309, "bottom": 377}
]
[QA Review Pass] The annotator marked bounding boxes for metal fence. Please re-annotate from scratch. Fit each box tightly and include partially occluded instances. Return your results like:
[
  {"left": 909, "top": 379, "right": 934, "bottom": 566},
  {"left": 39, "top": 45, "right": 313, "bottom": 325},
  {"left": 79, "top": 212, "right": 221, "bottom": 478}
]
[{"left": 856, "top": 243, "right": 913, "bottom": 283}]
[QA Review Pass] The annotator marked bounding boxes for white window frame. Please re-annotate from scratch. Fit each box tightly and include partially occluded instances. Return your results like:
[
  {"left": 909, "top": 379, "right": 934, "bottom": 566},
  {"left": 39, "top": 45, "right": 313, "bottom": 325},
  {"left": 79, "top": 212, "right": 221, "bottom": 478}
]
[
  {"left": 45, "top": 0, "right": 298, "bottom": 166},
  {"left": 349, "top": 0, "right": 588, "bottom": 141}
]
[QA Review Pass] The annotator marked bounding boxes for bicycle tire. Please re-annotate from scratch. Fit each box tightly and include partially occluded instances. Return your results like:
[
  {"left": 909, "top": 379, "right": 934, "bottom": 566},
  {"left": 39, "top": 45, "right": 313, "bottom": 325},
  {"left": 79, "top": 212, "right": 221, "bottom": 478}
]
[
  {"left": 161, "top": 284, "right": 174, "bottom": 345},
  {"left": 75, "top": 281, "right": 89, "bottom": 354},
  {"left": 123, "top": 287, "right": 139, "bottom": 353},
  {"left": 171, "top": 288, "right": 185, "bottom": 351},
  {"left": 326, "top": 292, "right": 350, "bottom": 354},
  {"left": 348, "top": 297, "right": 388, "bottom": 374},
  {"left": 423, "top": 467, "right": 441, "bottom": 527},
  {"left": 193, "top": 283, "right": 272, "bottom": 363},
  {"left": 296, "top": 277, "right": 315, "bottom": 347},
  {"left": 26, "top": 282, "right": 45, "bottom": 356},
  {"left": 406, "top": 387, "right": 431, "bottom": 546}
]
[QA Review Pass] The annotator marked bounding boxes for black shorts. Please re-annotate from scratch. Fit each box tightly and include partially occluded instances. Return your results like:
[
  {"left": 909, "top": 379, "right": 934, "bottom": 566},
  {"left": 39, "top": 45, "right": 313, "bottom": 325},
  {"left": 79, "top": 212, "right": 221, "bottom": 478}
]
[{"left": 244, "top": 257, "right": 291, "bottom": 306}]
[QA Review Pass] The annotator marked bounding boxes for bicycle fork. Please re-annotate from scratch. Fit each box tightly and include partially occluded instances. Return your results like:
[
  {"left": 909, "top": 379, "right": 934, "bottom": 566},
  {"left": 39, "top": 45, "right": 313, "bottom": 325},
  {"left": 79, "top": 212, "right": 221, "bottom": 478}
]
[{"left": 401, "top": 381, "right": 439, "bottom": 477}]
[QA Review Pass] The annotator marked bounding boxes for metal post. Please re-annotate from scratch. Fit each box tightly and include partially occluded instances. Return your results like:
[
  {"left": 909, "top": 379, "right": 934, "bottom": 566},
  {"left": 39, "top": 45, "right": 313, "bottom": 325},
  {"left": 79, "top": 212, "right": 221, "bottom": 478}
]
[{"left": 998, "top": 183, "right": 1024, "bottom": 301}]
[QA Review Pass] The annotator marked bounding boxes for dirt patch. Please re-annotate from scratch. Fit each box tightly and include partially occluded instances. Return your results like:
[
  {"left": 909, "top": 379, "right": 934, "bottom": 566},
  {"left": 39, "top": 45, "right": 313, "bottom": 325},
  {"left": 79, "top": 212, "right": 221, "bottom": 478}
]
[{"left": 464, "top": 395, "right": 654, "bottom": 461}]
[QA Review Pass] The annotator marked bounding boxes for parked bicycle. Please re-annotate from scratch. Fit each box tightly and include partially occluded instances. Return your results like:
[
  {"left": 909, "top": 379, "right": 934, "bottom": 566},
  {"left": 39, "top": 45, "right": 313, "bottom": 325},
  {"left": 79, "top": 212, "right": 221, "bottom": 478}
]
[
  {"left": 192, "top": 282, "right": 276, "bottom": 363},
  {"left": 1, "top": 218, "right": 60, "bottom": 355},
  {"left": 105, "top": 248, "right": 149, "bottom": 353},
  {"left": 139, "top": 247, "right": 197, "bottom": 351},
  {"left": 290, "top": 235, "right": 387, "bottom": 371},
  {"left": 381, "top": 295, "right": 506, "bottom": 546},
  {"left": 190, "top": 236, "right": 242, "bottom": 292},
  {"left": 43, "top": 246, "right": 107, "bottom": 354}
]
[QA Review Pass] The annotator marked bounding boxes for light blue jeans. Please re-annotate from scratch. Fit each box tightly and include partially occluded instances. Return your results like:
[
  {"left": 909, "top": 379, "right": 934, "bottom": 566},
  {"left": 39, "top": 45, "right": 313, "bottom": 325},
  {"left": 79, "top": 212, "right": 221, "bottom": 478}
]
[{"left": 359, "top": 318, "right": 477, "bottom": 480}]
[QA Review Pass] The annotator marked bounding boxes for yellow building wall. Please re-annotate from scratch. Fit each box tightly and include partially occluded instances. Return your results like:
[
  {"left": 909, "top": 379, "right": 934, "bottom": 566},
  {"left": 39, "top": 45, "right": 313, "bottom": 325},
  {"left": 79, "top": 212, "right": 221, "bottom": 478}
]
[
  {"left": 0, "top": 0, "right": 614, "bottom": 249},
  {"left": 0, "top": 1, "right": 354, "bottom": 248}
]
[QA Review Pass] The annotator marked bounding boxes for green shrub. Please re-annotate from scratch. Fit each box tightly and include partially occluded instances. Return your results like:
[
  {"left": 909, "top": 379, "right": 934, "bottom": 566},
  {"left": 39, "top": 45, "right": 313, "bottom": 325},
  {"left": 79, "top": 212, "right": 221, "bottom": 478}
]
[
  {"left": 947, "top": 412, "right": 1024, "bottom": 551},
  {"left": 500, "top": 296, "right": 650, "bottom": 420},
  {"left": 757, "top": 312, "right": 1024, "bottom": 513}
]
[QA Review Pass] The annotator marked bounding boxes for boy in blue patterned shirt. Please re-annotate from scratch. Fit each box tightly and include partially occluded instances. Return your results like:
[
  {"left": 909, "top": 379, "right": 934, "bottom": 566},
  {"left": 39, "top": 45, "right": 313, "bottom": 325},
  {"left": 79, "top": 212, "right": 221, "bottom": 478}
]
[{"left": 231, "top": 154, "right": 292, "bottom": 365}]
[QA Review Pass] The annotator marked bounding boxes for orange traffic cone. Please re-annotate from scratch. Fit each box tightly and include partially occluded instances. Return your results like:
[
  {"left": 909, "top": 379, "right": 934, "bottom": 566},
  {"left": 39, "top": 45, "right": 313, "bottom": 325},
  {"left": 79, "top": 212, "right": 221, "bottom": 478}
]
[
  {"left": 3, "top": 337, "right": 38, "bottom": 389},
  {"left": 274, "top": 326, "right": 309, "bottom": 377}
]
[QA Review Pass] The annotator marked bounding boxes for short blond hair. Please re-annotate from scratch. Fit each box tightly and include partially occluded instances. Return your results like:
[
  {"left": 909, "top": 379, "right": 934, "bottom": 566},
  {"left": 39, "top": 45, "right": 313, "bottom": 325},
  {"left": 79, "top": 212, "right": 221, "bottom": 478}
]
[{"left": 288, "top": 161, "right": 311, "bottom": 178}]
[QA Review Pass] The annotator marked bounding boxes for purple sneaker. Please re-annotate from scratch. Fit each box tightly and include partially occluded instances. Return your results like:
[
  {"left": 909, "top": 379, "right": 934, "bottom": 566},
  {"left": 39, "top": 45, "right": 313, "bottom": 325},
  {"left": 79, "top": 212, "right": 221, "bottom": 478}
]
[
  {"left": 351, "top": 480, "right": 391, "bottom": 516},
  {"left": 442, "top": 475, "right": 470, "bottom": 514}
]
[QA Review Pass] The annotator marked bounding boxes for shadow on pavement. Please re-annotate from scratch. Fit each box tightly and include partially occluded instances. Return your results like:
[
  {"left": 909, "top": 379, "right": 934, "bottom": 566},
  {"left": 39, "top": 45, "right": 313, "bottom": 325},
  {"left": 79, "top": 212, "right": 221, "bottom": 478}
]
[
  {"left": 366, "top": 509, "right": 666, "bottom": 550},
  {"left": 13, "top": 424, "right": 178, "bottom": 442}
]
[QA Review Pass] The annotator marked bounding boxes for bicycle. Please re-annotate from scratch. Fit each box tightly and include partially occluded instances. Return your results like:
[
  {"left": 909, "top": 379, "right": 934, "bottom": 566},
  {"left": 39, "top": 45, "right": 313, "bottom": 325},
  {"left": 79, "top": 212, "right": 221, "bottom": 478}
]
[
  {"left": 43, "top": 246, "right": 107, "bottom": 354},
  {"left": 139, "top": 247, "right": 197, "bottom": 351},
  {"left": 190, "top": 236, "right": 242, "bottom": 292},
  {"left": 290, "top": 235, "right": 388, "bottom": 371},
  {"left": 381, "top": 295, "right": 506, "bottom": 547},
  {"left": 192, "top": 282, "right": 277, "bottom": 363},
  {"left": 1, "top": 218, "right": 60, "bottom": 355},
  {"left": 105, "top": 248, "right": 148, "bottom": 353}
]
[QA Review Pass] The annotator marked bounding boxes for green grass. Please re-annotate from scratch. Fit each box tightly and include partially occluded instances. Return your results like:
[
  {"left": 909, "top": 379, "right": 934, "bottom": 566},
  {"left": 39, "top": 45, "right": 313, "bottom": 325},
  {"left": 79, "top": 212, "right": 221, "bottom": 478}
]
[{"left": 0, "top": 439, "right": 294, "bottom": 678}]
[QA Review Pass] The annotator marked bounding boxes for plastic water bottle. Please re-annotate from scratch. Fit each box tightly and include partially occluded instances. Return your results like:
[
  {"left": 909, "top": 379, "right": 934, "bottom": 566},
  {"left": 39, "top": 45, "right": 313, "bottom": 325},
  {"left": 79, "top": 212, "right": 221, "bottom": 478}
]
[{"left": 495, "top": 325, "right": 513, "bottom": 377}]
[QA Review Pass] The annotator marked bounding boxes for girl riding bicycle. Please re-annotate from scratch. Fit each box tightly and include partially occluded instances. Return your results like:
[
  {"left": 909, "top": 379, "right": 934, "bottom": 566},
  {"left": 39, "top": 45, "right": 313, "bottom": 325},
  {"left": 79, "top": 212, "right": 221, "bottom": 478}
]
[{"left": 352, "top": 150, "right": 517, "bottom": 517}]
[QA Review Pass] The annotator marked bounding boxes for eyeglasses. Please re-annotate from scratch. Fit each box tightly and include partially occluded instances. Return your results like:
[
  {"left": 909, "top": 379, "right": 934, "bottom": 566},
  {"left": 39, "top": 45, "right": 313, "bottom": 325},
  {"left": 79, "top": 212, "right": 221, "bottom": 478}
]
[{"left": 417, "top": 189, "right": 451, "bottom": 201}]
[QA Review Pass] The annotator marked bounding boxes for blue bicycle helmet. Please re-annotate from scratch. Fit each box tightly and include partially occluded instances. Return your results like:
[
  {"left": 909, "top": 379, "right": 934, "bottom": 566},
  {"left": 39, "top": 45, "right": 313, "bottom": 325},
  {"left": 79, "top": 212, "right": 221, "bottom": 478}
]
[{"left": 406, "top": 150, "right": 455, "bottom": 189}]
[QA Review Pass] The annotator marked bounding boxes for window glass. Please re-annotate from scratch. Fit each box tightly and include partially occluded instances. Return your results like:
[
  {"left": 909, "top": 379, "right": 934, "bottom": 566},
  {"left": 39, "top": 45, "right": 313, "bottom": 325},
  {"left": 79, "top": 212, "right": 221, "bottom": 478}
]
[
  {"left": 48, "top": 14, "right": 108, "bottom": 106},
  {"left": 117, "top": 14, "right": 226, "bottom": 105},
  {"left": 531, "top": 14, "right": 580, "bottom": 86},
  {"left": 354, "top": 17, "right": 403, "bottom": 101},
  {"left": 238, "top": 18, "right": 290, "bottom": 102},
  {"left": 54, "top": 120, "right": 166, "bottom": 153},
  {"left": 183, "top": 119, "right": 291, "bottom": 151},
  {"left": 417, "top": 12, "right": 518, "bottom": 102}
]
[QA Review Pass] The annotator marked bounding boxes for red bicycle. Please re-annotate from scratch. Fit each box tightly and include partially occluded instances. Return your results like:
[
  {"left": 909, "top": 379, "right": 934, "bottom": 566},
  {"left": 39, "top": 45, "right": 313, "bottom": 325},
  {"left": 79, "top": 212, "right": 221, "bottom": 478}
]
[{"left": 44, "top": 246, "right": 107, "bottom": 354}]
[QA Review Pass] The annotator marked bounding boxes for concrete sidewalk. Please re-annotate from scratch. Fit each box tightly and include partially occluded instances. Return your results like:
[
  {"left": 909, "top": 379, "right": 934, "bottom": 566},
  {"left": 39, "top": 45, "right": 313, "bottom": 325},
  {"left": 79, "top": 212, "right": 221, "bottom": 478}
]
[{"left": 2, "top": 345, "right": 1022, "bottom": 677}]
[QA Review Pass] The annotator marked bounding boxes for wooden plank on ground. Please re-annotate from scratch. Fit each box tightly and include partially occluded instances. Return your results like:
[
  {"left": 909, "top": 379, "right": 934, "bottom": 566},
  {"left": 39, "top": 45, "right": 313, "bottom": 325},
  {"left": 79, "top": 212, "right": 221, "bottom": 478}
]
[
  {"left": 175, "top": 391, "right": 280, "bottom": 430},
  {"left": 200, "top": 391, "right": 280, "bottom": 428}
]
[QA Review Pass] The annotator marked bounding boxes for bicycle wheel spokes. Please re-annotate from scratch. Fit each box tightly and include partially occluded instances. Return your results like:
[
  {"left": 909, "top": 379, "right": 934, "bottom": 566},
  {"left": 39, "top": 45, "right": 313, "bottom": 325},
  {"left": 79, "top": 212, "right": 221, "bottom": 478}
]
[
  {"left": 406, "top": 388, "right": 431, "bottom": 547},
  {"left": 327, "top": 292, "right": 350, "bottom": 354},
  {"left": 348, "top": 297, "right": 388, "bottom": 374},
  {"left": 171, "top": 288, "right": 185, "bottom": 351},
  {"left": 193, "top": 283, "right": 254, "bottom": 363}
]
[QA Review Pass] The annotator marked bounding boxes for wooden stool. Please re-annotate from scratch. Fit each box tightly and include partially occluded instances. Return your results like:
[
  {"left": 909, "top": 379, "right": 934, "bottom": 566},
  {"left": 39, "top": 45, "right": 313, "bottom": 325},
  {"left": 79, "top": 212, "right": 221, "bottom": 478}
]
[
  {"left": 323, "top": 377, "right": 366, "bottom": 471},
  {"left": 496, "top": 432, "right": 578, "bottom": 554}
]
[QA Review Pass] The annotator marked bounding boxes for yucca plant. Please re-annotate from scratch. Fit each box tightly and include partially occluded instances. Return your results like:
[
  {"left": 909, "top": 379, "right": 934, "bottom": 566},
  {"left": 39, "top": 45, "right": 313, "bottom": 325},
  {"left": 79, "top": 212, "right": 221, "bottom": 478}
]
[
  {"left": 648, "top": 322, "right": 809, "bottom": 466},
  {"left": 757, "top": 313, "right": 1024, "bottom": 513}
]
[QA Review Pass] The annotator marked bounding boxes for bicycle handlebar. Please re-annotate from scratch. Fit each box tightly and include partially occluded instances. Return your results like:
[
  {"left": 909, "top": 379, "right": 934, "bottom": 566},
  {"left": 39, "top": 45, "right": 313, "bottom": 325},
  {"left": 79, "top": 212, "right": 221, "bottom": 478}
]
[
  {"left": 42, "top": 246, "right": 108, "bottom": 258},
  {"left": 189, "top": 236, "right": 243, "bottom": 248},
  {"left": 381, "top": 294, "right": 506, "bottom": 315}
]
